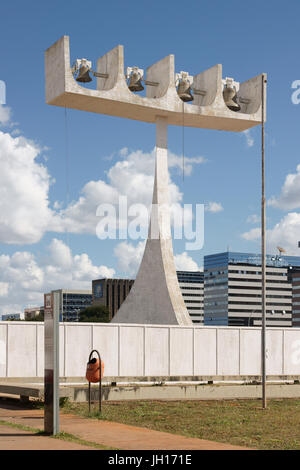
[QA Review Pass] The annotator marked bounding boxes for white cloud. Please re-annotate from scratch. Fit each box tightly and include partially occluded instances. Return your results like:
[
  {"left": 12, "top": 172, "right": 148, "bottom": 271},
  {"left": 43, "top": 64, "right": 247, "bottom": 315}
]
[
  {"left": 266, "top": 212, "right": 300, "bottom": 255},
  {"left": 0, "top": 118, "right": 207, "bottom": 245},
  {"left": 114, "top": 240, "right": 201, "bottom": 277},
  {"left": 0, "top": 131, "right": 55, "bottom": 244},
  {"left": 238, "top": 164, "right": 300, "bottom": 255},
  {"left": 247, "top": 214, "right": 260, "bottom": 224},
  {"left": 58, "top": 148, "right": 205, "bottom": 237},
  {"left": 44, "top": 238, "right": 115, "bottom": 285},
  {"left": 0, "top": 237, "right": 201, "bottom": 315},
  {"left": 47, "top": 238, "right": 72, "bottom": 269},
  {"left": 0, "top": 124, "right": 207, "bottom": 275},
  {"left": 72, "top": 252, "right": 114, "bottom": 281},
  {"left": 0, "top": 282, "right": 9, "bottom": 297},
  {"left": 241, "top": 164, "right": 300, "bottom": 254},
  {"left": 269, "top": 164, "right": 300, "bottom": 210},
  {"left": 241, "top": 227, "right": 261, "bottom": 241},
  {"left": 119, "top": 147, "right": 129, "bottom": 157},
  {"left": 205, "top": 202, "right": 223, "bottom": 213},
  {"left": 243, "top": 129, "right": 254, "bottom": 147},
  {"left": 114, "top": 241, "right": 146, "bottom": 277},
  {"left": 241, "top": 212, "right": 300, "bottom": 255},
  {"left": 168, "top": 151, "right": 206, "bottom": 176},
  {"left": 0, "top": 238, "right": 115, "bottom": 316},
  {"left": 0, "top": 124, "right": 207, "bottom": 246},
  {"left": 174, "top": 252, "right": 202, "bottom": 271}
]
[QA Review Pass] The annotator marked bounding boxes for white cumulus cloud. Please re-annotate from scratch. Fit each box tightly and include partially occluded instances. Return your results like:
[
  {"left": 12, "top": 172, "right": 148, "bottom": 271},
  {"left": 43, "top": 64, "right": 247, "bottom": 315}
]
[
  {"left": 0, "top": 131, "right": 55, "bottom": 244},
  {"left": 269, "top": 164, "right": 300, "bottom": 210},
  {"left": 266, "top": 212, "right": 300, "bottom": 255},
  {"left": 243, "top": 129, "right": 254, "bottom": 148},
  {"left": 247, "top": 214, "right": 260, "bottom": 224},
  {"left": 114, "top": 240, "right": 201, "bottom": 277},
  {"left": 241, "top": 212, "right": 300, "bottom": 255},
  {"left": 241, "top": 227, "right": 261, "bottom": 241},
  {"left": 0, "top": 128, "right": 206, "bottom": 245},
  {"left": 114, "top": 241, "right": 146, "bottom": 277},
  {"left": 0, "top": 238, "right": 115, "bottom": 316},
  {"left": 174, "top": 252, "right": 202, "bottom": 271},
  {"left": 205, "top": 202, "right": 224, "bottom": 213},
  {"left": 241, "top": 164, "right": 300, "bottom": 254},
  {"left": 58, "top": 147, "right": 205, "bottom": 237}
]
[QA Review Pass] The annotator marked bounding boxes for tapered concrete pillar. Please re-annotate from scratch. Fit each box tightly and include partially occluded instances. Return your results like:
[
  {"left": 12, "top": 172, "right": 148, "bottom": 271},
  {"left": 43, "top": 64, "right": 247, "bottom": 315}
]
[{"left": 112, "top": 116, "right": 192, "bottom": 325}]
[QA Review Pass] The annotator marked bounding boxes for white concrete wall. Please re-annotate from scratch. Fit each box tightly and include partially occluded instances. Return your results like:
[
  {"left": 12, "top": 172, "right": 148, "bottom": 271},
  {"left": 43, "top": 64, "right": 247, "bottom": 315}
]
[{"left": 0, "top": 322, "right": 300, "bottom": 378}]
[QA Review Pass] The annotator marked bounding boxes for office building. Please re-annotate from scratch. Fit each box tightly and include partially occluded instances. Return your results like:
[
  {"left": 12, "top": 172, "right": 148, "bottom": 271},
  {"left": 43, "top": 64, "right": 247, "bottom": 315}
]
[
  {"left": 204, "top": 251, "right": 300, "bottom": 327},
  {"left": 24, "top": 306, "right": 44, "bottom": 320},
  {"left": 92, "top": 278, "right": 134, "bottom": 321},
  {"left": 1, "top": 313, "right": 24, "bottom": 321},
  {"left": 44, "top": 289, "right": 92, "bottom": 322},
  {"left": 93, "top": 273, "right": 204, "bottom": 323},
  {"left": 289, "top": 267, "right": 300, "bottom": 327},
  {"left": 177, "top": 271, "right": 204, "bottom": 323}
]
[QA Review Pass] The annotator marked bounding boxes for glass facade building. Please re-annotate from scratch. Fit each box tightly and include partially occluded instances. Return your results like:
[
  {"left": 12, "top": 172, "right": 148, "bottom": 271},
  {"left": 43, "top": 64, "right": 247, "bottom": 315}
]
[
  {"left": 204, "top": 252, "right": 300, "bottom": 327},
  {"left": 291, "top": 268, "right": 300, "bottom": 327},
  {"left": 62, "top": 292, "right": 92, "bottom": 321},
  {"left": 44, "top": 289, "right": 92, "bottom": 322}
]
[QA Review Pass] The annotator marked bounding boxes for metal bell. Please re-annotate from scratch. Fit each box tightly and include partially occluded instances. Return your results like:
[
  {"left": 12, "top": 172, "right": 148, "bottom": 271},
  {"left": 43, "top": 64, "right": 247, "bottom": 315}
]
[
  {"left": 177, "top": 79, "right": 194, "bottom": 102},
  {"left": 223, "top": 86, "right": 241, "bottom": 112},
  {"left": 128, "top": 71, "right": 144, "bottom": 92},
  {"left": 76, "top": 64, "right": 92, "bottom": 83}
]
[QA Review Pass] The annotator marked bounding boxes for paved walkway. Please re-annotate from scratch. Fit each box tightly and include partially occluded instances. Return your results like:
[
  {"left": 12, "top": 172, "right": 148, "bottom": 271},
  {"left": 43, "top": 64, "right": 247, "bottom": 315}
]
[
  {"left": 0, "top": 401, "right": 250, "bottom": 450},
  {"left": 0, "top": 423, "right": 95, "bottom": 450}
]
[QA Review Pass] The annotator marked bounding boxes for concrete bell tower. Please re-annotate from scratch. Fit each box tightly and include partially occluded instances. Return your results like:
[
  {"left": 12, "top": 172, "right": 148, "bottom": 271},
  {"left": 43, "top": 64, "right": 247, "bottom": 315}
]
[{"left": 45, "top": 36, "right": 266, "bottom": 325}]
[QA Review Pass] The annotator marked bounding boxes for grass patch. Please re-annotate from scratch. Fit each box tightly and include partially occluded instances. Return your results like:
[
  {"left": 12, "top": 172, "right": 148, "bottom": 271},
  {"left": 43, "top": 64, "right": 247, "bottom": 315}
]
[
  {"left": 50, "top": 431, "right": 116, "bottom": 450},
  {"left": 61, "top": 398, "right": 300, "bottom": 450},
  {"left": 0, "top": 418, "right": 114, "bottom": 450},
  {"left": 0, "top": 419, "right": 43, "bottom": 434}
]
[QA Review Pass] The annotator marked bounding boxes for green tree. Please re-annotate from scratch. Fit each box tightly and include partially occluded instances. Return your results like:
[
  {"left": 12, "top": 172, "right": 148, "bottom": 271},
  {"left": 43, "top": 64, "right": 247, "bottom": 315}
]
[
  {"left": 79, "top": 305, "right": 110, "bottom": 323},
  {"left": 26, "top": 312, "right": 44, "bottom": 321}
]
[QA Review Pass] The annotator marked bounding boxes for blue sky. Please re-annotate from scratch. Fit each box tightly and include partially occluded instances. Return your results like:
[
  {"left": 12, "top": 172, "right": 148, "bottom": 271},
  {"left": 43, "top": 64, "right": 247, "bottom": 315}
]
[{"left": 0, "top": 0, "right": 300, "bottom": 313}]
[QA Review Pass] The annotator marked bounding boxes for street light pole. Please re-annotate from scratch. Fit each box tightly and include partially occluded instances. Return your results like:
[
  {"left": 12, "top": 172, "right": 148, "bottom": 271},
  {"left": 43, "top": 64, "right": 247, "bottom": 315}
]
[{"left": 261, "top": 74, "right": 267, "bottom": 409}]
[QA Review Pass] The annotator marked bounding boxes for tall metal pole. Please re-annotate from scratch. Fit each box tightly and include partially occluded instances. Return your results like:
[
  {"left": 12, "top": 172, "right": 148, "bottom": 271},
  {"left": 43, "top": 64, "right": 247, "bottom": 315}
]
[
  {"left": 44, "top": 291, "right": 60, "bottom": 434},
  {"left": 261, "top": 74, "right": 267, "bottom": 409}
]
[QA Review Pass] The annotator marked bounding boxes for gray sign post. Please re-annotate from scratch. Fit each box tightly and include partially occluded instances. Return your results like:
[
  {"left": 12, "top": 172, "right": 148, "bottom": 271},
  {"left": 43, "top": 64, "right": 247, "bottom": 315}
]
[{"left": 44, "top": 291, "right": 60, "bottom": 434}]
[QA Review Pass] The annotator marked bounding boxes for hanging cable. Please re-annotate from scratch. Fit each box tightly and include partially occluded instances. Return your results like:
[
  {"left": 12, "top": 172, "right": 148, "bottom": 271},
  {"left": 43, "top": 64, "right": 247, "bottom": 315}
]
[
  {"left": 64, "top": 106, "right": 71, "bottom": 322},
  {"left": 64, "top": 107, "right": 70, "bottom": 214},
  {"left": 182, "top": 100, "right": 185, "bottom": 181}
]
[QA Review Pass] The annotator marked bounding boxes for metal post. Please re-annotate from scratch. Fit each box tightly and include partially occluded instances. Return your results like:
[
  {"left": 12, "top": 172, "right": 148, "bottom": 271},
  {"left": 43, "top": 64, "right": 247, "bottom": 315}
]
[
  {"left": 261, "top": 74, "right": 267, "bottom": 409},
  {"left": 99, "top": 358, "right": 102, "bottom": 414},
  {"left": 53, "top": 303, "right": 60, "bottom": 431},
  {"left": 87, "top": 350, "right": 102, "bottom": 415},
  {"left": 44, "top": 292, "right": 60, "bottom": 434}
]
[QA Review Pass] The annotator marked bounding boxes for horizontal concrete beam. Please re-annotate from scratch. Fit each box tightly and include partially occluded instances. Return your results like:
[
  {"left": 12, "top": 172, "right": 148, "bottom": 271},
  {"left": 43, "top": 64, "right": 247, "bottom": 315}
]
[
  {"left": 45, "top": 36, "right": 266, "bottom": 132},
  {"left": 2, "top": 382, "right": 300, "bottom": 402},
  {"left": 0, "top": 383, "right": 70, "bottom": 399},
  {"left": 1, "top": 375, "right": 300, "bottom": 384},
  {"left": 0, "top": 384, "right": 41, "bottom": 398},
  {"left": 66, "top": 383, "right": 300, "bottom": 402}
]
